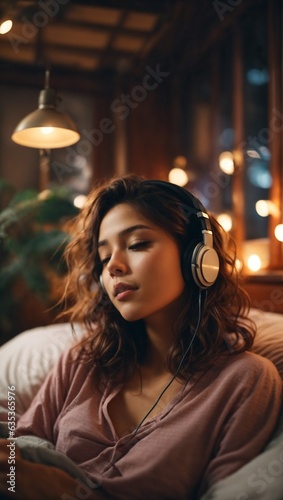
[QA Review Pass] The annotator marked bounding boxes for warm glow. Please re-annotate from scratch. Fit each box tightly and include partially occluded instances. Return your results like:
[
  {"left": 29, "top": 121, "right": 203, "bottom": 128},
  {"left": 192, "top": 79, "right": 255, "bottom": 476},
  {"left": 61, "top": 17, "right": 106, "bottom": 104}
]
[
  {"left": 235, "top": 258, "right": 243, "bottom": 271},
  {"left": 0, "top": 19, "right": 13, "bottom": 34},
  {"left": 219, "top": 151, "right": 234, "bottom": 175},
  {"left": 41, "top": 127, "right": 54, "bottom": 135},
  {"left": 216, "top": 213, "right": 232, "bottom": 231},
  {"left": 256, "top": 199, "right": 279, "bottom": 217},
  {"left": 255, "top": 200, "right": 270, "bottom": 217},
  {"left": 11, "top": 82, "right": 81, "bottom": 149},
  {"left": 247, "top": 254, "right": 262, "bottom": 272},
  {"left": 168, "top": 168, "right": 189, "bottom": 187},
  {"left": 173, "top": 155, "right": 187, "bottom": 169},
  {"left": 12, "top": 126, "right": 80, "bottom": 149},
  {"left": 73, "top": 194, "right": 87, "bottom": 209},
  {"left": 274, "top": 224, "right": 283, "bottom": 242}
]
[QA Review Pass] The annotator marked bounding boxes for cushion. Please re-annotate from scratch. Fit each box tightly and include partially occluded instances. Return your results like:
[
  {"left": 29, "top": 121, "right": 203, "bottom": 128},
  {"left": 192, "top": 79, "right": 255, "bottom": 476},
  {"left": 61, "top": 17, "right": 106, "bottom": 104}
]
[
  {"left": 0, "top": 322, "right": 84, "bottom": 420},
  {"left": 200, "top": 308, "right": 283, "bottom": 499},
  {"left": 200, "top": 413, "right": 283, "bottom": 500},
  {"left": 250, "top": 308, "right": 283, "bottom": 380},
  {"left": 0, "top": 310, "right": 282, "bottom": 499}
]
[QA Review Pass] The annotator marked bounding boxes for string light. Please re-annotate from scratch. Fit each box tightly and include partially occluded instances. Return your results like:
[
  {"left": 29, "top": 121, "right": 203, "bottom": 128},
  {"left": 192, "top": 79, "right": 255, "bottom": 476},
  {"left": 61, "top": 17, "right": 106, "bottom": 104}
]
[
  {"left": 73, "top": 194, "right": 87, "bottom": 209},
  {"left": 0, "top": 18, "right": 12, "bottom": 34},
  {"left": 219, "top": 151, "right": 234, "bottom": 175},
  {"left": 168, "top": 168, "right": 189, "bottom": 187},
  {"left": 216, "top": 213, "right": 232, "bottom": 232},
  {"left": 255, "top": 200, "right": 279, "bottom": 217},
  {"left": 274, "top": 224, "right": 283, "bottom": 242},
  {"left": 247, "top": 254, "right": 262, "bottom": 272}
]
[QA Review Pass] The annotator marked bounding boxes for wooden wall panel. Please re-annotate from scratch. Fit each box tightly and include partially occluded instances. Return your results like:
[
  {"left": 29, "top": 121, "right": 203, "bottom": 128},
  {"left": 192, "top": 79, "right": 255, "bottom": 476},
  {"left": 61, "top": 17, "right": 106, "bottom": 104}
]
[
  {"left": 125, "top": 78, "right": 172, "bottom": 180},
  {"left": 243, "top": 276, "right": 283, "bottom": 313}
]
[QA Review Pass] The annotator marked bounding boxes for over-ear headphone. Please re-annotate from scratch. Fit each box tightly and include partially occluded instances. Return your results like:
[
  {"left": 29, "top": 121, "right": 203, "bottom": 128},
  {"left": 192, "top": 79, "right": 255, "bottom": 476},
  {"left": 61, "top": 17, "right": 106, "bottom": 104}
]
[{"left": 144, "top": 180, "right": 220, "bottom": 289}]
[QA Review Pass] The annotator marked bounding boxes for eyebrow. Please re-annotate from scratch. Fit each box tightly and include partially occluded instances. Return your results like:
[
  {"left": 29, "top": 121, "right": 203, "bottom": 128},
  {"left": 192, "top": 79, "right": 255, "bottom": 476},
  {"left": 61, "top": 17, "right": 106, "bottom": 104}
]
[{"left": 98, "top": 224, "right": 153, "bottom": 249}]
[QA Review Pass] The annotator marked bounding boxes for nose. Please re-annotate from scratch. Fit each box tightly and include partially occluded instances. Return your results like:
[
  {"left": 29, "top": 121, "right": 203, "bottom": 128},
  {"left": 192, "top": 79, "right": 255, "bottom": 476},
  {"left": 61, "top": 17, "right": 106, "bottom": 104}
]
[{"left": 106, "top": 249, "right": 128, "bottom": 277}]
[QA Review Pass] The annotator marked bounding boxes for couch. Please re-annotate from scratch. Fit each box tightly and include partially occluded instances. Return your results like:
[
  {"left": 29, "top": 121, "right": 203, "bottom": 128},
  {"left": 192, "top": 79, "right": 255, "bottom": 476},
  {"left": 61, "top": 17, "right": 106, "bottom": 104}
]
[{"left": 0, "top": 309, "right": 282, "bottom": 499}]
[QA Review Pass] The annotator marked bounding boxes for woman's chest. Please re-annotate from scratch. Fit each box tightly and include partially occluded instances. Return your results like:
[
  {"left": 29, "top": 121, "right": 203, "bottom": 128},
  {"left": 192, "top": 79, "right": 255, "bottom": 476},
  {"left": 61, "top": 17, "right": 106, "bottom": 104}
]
[
  {"left": 54, "top": 380, "right": 217, "bottom": 499},
  {"left": 107, "top": 373, "right": 184, "bottom": 438}
]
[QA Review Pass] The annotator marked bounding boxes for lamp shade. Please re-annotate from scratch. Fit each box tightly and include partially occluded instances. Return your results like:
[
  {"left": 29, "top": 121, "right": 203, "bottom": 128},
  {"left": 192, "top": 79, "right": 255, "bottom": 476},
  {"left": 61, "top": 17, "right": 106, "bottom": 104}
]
[{"left": 12, "top": 86, "right": 80, "bottom": 149}]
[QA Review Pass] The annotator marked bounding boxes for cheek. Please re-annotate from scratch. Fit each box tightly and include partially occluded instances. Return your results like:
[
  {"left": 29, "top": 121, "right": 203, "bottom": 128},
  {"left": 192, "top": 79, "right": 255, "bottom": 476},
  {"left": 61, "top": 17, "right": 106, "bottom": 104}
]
[
  {"left": 141, "top": 251, "right": 185, "bottom": 292},
  {"left": 162, "top": 263, "right": 185, "bottom": 294}
]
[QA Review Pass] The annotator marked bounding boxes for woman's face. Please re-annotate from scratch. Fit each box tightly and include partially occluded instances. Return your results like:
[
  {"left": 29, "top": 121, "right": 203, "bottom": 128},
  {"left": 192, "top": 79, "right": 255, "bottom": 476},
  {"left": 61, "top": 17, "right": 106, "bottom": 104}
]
[{"left": 98, "top": 203, "right": 186, "bottom": 325}]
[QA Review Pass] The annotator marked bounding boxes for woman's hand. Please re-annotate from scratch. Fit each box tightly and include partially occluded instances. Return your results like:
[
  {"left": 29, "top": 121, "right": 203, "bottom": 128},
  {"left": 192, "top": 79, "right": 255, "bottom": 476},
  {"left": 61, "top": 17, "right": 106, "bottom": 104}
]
[{"left": 0, "top": 439, "right": 102, "bottom": 500}]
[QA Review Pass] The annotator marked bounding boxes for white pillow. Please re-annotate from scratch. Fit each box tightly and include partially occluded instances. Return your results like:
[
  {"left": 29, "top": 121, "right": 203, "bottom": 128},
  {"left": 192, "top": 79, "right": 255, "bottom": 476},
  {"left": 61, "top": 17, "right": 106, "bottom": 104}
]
[
  {"left": 201, "top": 309, "right": 283, "bottom": 499},
  {"left": 0, "top": 323, "right": 85, "bottom": 420},
  {"left": 250, "top": 308, "right": 283, "bottom": 379}
]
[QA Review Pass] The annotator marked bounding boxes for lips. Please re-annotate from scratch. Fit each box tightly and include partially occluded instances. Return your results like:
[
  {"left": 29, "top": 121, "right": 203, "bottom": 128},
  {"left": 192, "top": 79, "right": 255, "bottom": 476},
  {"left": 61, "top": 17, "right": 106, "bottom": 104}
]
[{"left": 113, "top": 282, "right": 137, "bottom": 297}]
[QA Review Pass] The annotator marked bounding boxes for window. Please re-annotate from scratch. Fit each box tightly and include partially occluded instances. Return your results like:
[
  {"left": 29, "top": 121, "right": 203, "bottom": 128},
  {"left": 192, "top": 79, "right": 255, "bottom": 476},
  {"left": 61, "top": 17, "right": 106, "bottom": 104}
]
[{"left": 183, "top": 0, "right": 282, "bottom": 273}]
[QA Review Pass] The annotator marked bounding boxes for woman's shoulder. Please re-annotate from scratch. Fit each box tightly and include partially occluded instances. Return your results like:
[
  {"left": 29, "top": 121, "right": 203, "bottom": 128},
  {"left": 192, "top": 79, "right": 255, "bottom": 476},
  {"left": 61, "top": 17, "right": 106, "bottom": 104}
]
[
  {"left": 58, "top": 339, "right": 111, "bottom": 390},
  {"left": 191, "top": 352, "right": 282, "bottom": 411},
  {"left": 50, "top": 341, "right": 96, "bottom": 383},
  {"left": 215, "top": 351, "right": 282, "bottom": 386},
  {"left": 224, "top": 350, "right": 277, "bottom": 369}
]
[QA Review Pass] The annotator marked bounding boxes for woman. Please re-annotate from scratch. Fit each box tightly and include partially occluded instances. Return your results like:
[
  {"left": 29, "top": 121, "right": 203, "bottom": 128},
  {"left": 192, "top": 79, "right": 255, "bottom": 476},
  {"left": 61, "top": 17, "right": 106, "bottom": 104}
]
[{"left": 0, "top": 175, "right": 282, "bottom": 499}]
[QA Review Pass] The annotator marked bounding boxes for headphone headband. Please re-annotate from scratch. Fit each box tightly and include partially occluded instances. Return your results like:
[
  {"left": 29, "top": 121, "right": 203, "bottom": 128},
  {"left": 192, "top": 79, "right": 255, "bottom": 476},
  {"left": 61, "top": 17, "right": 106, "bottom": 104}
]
[{"left": 143, "top": 180, "right": 220, "bottom": 289}]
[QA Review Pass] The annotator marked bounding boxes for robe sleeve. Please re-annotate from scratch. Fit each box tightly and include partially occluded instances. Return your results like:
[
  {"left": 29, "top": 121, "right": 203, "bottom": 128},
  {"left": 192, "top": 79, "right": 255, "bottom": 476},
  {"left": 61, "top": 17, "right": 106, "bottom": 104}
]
[
  {"left": 200, "top": 354, "right": 283, "bottom": 494},
  {"left": 15, "top": 346, "right": 83, "bottom": 443}
]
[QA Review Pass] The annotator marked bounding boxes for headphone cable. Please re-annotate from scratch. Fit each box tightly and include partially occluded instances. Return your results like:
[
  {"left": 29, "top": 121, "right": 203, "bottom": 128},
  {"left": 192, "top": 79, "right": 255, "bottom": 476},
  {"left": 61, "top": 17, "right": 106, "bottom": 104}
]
[{"left": 131, "top": 289, "right": 206, "bottom": 438}]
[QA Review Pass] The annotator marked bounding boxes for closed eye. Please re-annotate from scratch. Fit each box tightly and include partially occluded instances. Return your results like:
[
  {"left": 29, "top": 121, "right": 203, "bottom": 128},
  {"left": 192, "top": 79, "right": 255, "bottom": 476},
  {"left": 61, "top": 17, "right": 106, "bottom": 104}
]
[
  {"left": 100, "top": 256, "right": 110, "bottom": 266},
  {"left": 129, "top": 241, "right": 151, "bottom": 251},
  {"left": 99, "top": 241, "right": 151, "bottom": 265}
]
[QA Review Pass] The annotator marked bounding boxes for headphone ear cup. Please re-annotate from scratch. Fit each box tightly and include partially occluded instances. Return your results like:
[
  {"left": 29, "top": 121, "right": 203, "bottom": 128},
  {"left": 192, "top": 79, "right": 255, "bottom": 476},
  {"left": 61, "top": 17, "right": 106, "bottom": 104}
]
[
  {"left": 148, "top": 180, "right": 220, "bottom": 288},
  {"left": 191, "top": 243, "right": 220, "bottom": 289}
]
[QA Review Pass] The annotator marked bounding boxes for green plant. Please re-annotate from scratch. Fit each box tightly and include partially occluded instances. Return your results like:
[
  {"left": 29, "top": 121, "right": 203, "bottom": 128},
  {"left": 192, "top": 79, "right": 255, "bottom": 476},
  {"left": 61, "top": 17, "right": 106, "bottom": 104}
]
[{"left": 0, "top": 180, "right": 79, "bottom": 341}]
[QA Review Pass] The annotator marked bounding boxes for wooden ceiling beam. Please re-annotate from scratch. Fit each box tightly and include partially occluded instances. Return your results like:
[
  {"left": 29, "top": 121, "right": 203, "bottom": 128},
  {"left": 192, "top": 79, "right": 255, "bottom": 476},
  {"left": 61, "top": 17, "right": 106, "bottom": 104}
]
[
  {"left": 68, "top": 0, "right": 175, "bottom": 14},
  {"left": 58, "top": 17, "right": 155, "bottom": 38}
]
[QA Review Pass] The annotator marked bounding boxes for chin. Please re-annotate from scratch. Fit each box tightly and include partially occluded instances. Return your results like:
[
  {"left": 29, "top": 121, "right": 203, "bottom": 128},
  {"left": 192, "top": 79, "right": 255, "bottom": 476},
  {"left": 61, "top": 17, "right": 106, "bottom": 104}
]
[
  {"left": 121, "top": 314, "right": 143, "bottom": 323},
  {"left": 118, "top": 309, "right": 144, "bottom": 323}
]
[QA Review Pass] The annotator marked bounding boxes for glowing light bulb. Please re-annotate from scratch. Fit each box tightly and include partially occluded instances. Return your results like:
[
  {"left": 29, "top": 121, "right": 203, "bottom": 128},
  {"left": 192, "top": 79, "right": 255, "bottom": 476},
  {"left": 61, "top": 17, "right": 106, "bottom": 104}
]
[
  {"left": 216, "top": 213, "right": 232, "bottom": 232},
  {"left": 274, "top": 224, "right": 283, "bottom": 242},
  {"left": 219, "top": 152, "right": 234, "bottom": 175},
  {"left": 73, "top": 194, "right": 87, "bottom": 209},
  {"left": 0, "top": 19, "right": 13, "bottom": 35},
  {"left": 255, "top": 200, "right": 270, "bottom": 217},
  {"left": 256, "top": 200, "right": 279, "bottom": 217},
  {"left": 41, "top": 127, "right": 54, "bottom": 135},
  {"left": 168, "top": 168, "right": 189, "bottom": 187},
  {"left": 247, "top": 254, "right": 261, "bottom": 272}
]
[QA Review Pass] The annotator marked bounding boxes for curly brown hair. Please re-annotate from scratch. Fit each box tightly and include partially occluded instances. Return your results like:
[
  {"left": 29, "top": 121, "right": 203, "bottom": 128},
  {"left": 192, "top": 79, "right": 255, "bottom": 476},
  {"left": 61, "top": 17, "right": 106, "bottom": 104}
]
[{"left": 62, "top": 175, "right": 255, "bottom": 383}]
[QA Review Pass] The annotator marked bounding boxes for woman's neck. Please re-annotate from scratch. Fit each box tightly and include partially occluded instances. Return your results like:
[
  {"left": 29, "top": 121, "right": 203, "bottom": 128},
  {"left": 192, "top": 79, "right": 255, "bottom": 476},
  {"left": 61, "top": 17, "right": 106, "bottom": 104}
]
[
  {"left": 142, "top": 293, "right": 188, "bottom": 373},
  {"left": 143, "top": 321, "right": 175, "bottom": 374}
]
